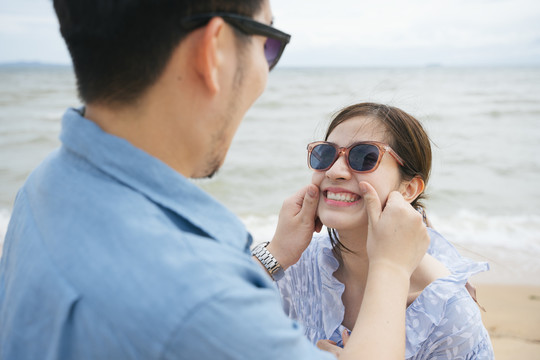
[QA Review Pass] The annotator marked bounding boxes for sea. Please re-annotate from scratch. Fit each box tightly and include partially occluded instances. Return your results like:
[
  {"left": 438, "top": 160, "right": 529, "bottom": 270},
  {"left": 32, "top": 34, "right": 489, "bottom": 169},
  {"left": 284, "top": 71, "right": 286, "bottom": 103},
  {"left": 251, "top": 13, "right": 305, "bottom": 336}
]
[{"left": 1, "top": 65, "right": 539, "bottom": 285}]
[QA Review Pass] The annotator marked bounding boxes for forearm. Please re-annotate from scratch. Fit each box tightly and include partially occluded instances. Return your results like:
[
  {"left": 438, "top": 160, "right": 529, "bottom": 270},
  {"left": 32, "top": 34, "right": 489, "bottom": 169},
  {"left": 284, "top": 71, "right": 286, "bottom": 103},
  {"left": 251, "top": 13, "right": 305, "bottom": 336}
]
[{"left": 340, "top": 261, "right": 410, "bottom": 360}]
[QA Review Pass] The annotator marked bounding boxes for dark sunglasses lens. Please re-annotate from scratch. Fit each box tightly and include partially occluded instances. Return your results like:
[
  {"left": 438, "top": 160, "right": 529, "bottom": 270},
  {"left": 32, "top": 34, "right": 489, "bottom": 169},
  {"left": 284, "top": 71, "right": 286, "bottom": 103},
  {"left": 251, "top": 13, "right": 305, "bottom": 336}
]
[
  {"left": 310, "top": 144, "right": 336, "bottom": 170},
  {"left": 264, "top": 37, "right": 282, "bottom": 68},
  {"left": 349, "top": 144, "right": 380, "bottom": 171}
]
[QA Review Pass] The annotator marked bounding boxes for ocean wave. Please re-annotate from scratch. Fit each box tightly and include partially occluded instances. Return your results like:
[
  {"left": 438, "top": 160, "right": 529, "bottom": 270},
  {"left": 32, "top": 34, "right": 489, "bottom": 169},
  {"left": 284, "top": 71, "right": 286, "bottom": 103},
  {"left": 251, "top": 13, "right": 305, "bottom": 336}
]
[
  {"left": 241, "top": 210, "right": 540, "bottom": 255},
  {"left": 429, "top": 210, "right": 540, "bottom": 251},
  {"left": 241, "top": 215, "right": 279, "bottom": 245},
  {"left": 2, "top": 209, "right": 538, "bottom": 253},
  {"left": 240, "top": 211, "right": 540, "bottom": 285},
  {"left": 1, "top": 208, "right": 538, "bottom": 284},
  {"left": 0, "top": 209, "right": 10, "bottom": 255}
]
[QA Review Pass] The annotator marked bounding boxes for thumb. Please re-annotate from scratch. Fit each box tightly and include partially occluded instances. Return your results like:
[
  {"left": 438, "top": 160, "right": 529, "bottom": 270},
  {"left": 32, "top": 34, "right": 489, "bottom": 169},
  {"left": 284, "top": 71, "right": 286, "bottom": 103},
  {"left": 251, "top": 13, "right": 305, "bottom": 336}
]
[
  {"left": 342, "top": 329, "right": 350, "bottom": 346},
  {"left": 359, "top": 181, "right": 382, "bottom": 227},
  {"left": 299, "top": 184, "right": 319, "bottom": 221}
]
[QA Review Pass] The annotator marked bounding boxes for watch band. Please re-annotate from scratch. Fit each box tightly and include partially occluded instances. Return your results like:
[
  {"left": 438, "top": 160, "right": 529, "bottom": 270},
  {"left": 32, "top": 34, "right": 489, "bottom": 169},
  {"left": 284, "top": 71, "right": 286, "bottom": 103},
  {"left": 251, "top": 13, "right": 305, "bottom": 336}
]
[{"left": 251, "top": 241, "right": 285, "bottom": 281}]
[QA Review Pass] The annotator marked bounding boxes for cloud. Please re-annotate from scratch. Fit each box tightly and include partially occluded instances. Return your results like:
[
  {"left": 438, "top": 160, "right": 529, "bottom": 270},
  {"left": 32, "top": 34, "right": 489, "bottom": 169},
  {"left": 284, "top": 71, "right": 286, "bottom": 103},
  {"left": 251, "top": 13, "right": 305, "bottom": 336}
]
[
  {"left": 0, "top": 14, "right": 58, "bottom": 35},
  {"left": 1, "top": 0, "right": 539, "bottom": 66},
  {"left": 0, "top": 1, "right": 69, "bottom": 63},
  {"left": 272, "top": 0, "right": 540, "bottom": 65},
  {"left": 0, "top": 13, "right": 68, "bottom": 64}
]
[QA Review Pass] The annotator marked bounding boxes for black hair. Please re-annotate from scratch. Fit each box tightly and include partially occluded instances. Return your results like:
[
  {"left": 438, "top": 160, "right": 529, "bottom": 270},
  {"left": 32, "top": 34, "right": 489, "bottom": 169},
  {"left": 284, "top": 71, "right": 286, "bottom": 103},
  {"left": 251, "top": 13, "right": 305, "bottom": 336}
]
[{"left": 53, "top": 0, "right": 263, "bottom": 106}]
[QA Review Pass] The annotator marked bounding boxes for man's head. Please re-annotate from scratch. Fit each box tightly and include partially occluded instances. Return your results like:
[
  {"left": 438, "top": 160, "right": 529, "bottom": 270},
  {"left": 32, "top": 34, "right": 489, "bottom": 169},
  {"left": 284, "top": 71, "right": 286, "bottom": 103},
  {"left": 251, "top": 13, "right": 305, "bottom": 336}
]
[
  {"left": 53, "top": 0, "right": 290, "bottom": 179},
  {"left": 53, "top": 0, "right": 267, "bottom": 106}
]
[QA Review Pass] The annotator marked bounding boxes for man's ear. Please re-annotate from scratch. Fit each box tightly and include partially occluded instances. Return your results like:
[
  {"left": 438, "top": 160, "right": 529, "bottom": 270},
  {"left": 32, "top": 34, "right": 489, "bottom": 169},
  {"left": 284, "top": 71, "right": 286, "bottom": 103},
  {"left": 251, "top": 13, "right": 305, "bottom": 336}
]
[
  {"left": 193, "top": 17, "right": 226, "bottom": 94},
  {"left": 400, "top": 176, "right": 425, "bottom": 203}
]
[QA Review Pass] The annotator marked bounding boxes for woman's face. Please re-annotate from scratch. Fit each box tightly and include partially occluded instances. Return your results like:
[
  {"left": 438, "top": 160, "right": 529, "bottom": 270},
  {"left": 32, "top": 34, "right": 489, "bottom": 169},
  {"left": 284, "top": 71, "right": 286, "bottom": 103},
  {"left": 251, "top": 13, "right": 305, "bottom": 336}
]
[{"left": 312, "top": 116, "right": 404, "bottom": 231}]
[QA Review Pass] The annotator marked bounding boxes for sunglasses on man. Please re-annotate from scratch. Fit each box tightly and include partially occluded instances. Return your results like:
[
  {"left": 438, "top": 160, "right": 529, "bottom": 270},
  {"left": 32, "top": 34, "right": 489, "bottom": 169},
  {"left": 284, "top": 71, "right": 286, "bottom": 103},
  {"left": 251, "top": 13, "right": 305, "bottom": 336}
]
[{"left": 181, "top": 12, "right": 291, "bottom": 71}]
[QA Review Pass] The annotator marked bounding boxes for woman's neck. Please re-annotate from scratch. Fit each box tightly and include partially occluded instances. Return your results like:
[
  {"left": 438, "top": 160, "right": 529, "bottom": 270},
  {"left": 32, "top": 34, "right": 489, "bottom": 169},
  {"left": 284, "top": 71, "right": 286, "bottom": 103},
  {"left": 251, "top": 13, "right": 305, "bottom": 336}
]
[
  {"left": 332, "top": 227, "right": 370, "bottom": 283},
  {"left": 331, "top": 226, "right": 372, "bottom": 331}
]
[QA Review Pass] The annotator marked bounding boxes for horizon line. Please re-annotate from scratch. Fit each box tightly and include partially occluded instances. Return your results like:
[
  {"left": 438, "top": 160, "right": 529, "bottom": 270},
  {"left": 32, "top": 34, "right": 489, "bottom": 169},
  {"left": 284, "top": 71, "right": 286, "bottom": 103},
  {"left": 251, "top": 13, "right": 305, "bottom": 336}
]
[{"left": 1, "top": 61, "right": 540, "bottom": 69}]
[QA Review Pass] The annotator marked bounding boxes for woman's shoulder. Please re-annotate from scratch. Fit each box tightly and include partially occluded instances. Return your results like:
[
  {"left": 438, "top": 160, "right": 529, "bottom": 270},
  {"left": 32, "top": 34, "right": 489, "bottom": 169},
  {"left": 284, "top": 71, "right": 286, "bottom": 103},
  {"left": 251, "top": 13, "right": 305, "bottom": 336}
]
[
  {"left": 413, "top": 227, "right": 489, "bottom": 316},
  {"left": 405, "top": 281, "right": 493, "bottom": 359},
  {"left": 405, "top": 228, "right": 493, "bottom": 358},
  {"left": 426, "top": 227, "right": 489, "bottom": 277}
]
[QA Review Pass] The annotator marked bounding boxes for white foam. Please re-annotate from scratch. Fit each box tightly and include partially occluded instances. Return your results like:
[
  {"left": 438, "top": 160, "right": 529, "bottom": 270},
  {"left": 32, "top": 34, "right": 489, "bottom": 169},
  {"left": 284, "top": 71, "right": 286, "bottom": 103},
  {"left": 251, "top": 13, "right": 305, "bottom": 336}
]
[
  {"left": 0, "top": 209, "right": 10, "bottom": 256},
  {"left": 2, "top": 208, "right": 538, "bottom": 284},
  {"left": 241, "top": 215, "right": 279, "bottom": 246},
  {"left": 429, "top": 210, "right": 540, "bottom": 252},
  {"left": 3, "top": 207, "right": 538, "bottom": 253},
  {"left": 242, "top": 210, "right": 540, "bottom": 285},
  {"left": 242, "top": 210, "right": 540, "bottom": 253}
]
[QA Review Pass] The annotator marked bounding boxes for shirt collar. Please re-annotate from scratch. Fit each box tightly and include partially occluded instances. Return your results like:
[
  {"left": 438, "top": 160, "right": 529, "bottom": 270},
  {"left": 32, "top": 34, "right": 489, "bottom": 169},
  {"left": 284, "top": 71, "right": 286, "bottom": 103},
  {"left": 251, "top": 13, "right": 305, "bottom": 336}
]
[{"left": 59, "top": 107, "right": 252, "bottom": 252}]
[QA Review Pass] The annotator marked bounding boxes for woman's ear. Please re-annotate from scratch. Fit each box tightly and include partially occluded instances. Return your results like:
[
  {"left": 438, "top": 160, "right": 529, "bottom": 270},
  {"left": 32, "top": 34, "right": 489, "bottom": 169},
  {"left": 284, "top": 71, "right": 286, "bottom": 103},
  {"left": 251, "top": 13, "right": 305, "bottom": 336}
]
[{"left": 400, "top": 176, "right": 425, "bottom": 203}]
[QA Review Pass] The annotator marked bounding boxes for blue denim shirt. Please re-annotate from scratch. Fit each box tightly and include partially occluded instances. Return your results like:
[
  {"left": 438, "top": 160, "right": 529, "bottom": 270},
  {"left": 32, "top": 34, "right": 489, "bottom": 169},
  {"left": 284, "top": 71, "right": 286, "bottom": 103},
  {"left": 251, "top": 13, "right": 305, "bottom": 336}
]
[{"left": 0, "top": 108, "right": 333, "bottom": 360}]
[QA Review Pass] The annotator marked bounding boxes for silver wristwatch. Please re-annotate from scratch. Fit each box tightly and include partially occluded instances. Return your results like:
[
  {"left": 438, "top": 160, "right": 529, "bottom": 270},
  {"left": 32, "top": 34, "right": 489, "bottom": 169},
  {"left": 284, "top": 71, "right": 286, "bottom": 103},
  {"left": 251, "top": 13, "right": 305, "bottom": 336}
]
[{"left": 251, "top": 241, "right": 285, "bottom": 281}]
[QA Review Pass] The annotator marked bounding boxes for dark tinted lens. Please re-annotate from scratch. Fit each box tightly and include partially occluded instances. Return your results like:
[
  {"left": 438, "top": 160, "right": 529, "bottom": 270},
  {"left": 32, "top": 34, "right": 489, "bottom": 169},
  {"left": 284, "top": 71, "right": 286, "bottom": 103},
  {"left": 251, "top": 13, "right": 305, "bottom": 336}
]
[
  {"left": 310, "top": 144, "right": 337, "bottom": 170},
  {"left": 264, "top": 37, "right": 282, "bottom": 68},
  {"left": 349, "top": 144, "right": 380, "bottom": 171}
]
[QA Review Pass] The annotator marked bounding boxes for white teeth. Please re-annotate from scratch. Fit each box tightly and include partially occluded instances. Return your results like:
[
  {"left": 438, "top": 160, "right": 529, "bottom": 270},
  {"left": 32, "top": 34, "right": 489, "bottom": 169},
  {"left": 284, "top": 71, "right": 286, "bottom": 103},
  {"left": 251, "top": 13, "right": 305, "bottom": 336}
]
[{"left": 326, "top": 191, "right": 359, "bottom": 202}]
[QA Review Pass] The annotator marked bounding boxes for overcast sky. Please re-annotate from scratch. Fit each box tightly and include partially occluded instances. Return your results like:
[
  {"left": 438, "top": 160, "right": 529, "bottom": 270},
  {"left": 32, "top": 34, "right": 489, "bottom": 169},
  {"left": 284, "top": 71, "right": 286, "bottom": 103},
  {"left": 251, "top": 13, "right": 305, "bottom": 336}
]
[{"left": 1, "top": 0, "right": 539, "bottom": 67}]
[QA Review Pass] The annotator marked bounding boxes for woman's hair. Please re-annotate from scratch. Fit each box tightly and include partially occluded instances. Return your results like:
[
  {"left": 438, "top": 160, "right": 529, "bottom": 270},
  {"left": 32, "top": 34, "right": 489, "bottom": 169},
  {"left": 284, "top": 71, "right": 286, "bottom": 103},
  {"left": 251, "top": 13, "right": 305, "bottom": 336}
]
[{"left": 324, "top": 102, "right": 432, "bottom": 260}]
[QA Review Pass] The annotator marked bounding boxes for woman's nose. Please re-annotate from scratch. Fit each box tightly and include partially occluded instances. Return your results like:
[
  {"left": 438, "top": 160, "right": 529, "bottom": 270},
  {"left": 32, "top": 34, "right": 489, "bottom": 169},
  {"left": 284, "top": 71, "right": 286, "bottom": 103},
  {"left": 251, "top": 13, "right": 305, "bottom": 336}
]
[{"left": 326, "top": 153, "right": 351, "bottom": 180}]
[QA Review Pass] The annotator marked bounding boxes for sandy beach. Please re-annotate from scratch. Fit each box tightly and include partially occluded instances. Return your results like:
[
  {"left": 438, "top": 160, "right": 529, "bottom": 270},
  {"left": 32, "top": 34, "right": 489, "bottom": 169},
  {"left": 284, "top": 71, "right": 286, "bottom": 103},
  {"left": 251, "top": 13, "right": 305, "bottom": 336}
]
[{"left": 476, "top": 284, "right": 540, "bottom": 360}]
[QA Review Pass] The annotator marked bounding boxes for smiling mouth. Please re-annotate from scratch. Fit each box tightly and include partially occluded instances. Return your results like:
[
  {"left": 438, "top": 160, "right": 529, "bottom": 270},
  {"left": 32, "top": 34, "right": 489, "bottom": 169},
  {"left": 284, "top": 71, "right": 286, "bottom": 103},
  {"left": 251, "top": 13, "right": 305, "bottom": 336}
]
[{"left": 325, "top": 191, "right": 360, "bottom": 203}]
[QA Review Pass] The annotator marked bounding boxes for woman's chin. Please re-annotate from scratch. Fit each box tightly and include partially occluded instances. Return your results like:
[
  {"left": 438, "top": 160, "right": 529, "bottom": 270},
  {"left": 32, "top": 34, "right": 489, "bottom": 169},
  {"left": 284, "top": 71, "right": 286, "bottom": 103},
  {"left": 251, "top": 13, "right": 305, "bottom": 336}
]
[{"left": 319, "top": 214, "right": 367, "bottom": 232}]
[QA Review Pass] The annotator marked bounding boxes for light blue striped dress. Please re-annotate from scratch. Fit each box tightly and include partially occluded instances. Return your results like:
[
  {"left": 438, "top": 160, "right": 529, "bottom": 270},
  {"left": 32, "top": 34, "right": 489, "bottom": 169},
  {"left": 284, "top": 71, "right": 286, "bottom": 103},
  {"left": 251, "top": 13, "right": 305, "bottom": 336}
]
[{"left": 276, "top": 228, "right": 494, "bottom": 359}]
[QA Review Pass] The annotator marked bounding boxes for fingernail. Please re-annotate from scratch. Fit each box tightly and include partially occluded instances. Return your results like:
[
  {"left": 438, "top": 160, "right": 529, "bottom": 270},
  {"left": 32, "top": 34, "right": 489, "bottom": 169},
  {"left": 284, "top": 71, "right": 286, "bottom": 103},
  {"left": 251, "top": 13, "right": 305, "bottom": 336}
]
[{"left": 308, "top": 186, "right": 317, "bottom": 198}]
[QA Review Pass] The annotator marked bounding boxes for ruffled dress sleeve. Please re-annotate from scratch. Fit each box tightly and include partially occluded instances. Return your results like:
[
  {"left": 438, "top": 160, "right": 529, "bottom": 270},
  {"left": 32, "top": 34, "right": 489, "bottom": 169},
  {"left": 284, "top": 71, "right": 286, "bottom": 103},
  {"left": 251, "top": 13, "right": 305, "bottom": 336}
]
[{"left": 405, "top": 228, "right": 494, "bottom": 360}]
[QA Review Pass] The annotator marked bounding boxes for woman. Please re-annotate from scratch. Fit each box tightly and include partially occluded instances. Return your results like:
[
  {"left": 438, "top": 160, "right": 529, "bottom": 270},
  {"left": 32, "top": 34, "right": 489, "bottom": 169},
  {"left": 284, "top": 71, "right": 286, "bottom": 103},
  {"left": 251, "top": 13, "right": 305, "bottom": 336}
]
[{"left": 275, "top": 103, "right": 494, "bottom": 359}]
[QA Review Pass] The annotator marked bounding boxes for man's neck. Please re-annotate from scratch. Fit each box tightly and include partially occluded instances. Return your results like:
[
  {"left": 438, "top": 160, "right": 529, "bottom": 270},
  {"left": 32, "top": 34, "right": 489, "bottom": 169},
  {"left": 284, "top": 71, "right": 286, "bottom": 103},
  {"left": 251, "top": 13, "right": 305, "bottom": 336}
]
[{"left": 84, "top": 97, "right": 197, "bottom": 178}]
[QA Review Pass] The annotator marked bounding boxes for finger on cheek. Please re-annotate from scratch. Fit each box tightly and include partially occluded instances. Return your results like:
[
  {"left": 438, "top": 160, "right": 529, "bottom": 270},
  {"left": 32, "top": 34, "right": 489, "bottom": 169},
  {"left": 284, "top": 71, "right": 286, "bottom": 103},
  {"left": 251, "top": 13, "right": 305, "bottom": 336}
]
[
  {"left": 292, "top": 185, "right": 310, "bottom": 208},
  {"left": 306, "top": 184, "right": 319, "bottom": 202}
]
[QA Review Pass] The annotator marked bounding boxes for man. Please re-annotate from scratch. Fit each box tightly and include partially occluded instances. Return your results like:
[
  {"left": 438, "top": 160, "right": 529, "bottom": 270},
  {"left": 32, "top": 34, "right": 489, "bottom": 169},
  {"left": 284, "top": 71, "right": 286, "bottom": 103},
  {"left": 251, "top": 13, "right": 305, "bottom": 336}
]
[{"left": 0, "top": 1, "right": 429, "bottom": 359}]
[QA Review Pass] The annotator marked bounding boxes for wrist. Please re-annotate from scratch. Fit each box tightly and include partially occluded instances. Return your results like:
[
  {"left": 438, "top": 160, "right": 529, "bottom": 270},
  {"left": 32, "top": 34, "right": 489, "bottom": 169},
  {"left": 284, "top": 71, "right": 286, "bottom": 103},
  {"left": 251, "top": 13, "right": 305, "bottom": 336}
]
[
  {"left": 251, "top": 242, "right": 285, "bottom": 281},
  {"left": 266, "top": 240, "right": 296, "bottom": 270},
  {"left": 368, "top": 260, "right": 412, "bottom": 284}
]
